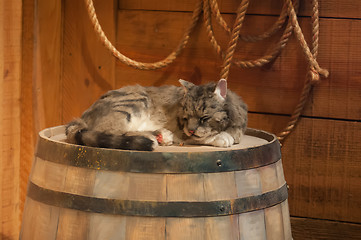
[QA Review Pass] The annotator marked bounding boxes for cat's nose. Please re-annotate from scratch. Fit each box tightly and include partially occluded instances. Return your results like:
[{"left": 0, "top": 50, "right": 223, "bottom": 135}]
[{"left": 189, "top": 130, "right": 195, "bottom": 135}]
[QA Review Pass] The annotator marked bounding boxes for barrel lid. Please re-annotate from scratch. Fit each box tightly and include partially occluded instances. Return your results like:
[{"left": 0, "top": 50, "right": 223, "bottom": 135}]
[{"left": 36, "top": 126, "right": 281, "bottom": 173}]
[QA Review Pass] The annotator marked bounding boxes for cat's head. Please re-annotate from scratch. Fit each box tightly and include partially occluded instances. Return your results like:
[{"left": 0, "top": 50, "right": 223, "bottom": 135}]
[{"left": 178, "top": 79, "right": 229, "bottom": 141}]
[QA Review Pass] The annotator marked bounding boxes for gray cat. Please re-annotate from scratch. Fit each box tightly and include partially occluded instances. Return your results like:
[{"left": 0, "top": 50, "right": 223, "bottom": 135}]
[{"left": 65, "top": 79, "right": 247, "bottom": 151}]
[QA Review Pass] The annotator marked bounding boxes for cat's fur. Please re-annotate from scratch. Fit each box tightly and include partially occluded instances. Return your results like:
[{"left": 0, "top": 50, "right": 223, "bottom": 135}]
[{"left": 65, "top": 79, "right": 247, "bottom": 151}]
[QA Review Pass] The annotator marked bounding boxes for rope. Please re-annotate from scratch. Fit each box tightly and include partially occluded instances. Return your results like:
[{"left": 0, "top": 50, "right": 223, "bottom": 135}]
[
  {"left": 203, "top": 0, "right": 299, "bottom": 69},
  {"left": 284, "top": 0, "right": 328, "bottom": 81},
  {"left": 84, "top": 0, "right": 202, "bottom": 70},
  {"left": 220, "top": 0, "right": 249, "bottom": 79},
  {"left": 233, "top": 0, "right": 298, "bottom": 68},
  {"left": 277, "top": 0, "right": 325, "bottom": 143},
  {"left": 210, "top": 0, "right": 289, "bottom": 43},
  {"left": 85, "top": 0, "right": 329, "bottom": 143},
  {"left": 203, "top": 0, "right": 223, "bottom": 57}
]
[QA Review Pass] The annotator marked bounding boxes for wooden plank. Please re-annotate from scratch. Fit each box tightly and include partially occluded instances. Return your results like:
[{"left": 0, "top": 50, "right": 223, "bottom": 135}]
[
  {"left": 20, "top": 0, "right": 35, "bottom": 223},
  {"left": 56, "top": 208, "right": 90, "bottom": 240},
  {"left": 88, "top": 214, "right": 126, "bottom": 240},
  {"left": 0, "top": 0, "right": 22, "bottom": 239},
  {"left": 56, "top": 164, "right": 97, "bottom": 239},
  {"left": 118, "top": 0, "right": 361, "bottom": 19},
  {"left": 34, "top": 0, "right": 63, "bottom": 129},
  {"left": 291, "top": 217, "right": 361, "bottom": 240},
  {"left": 248, "top": 113, "right": 361, "bottom": 223},
  {"left": 166, "top": 174, "right": 206, "bottom": 239},
  {"left": 62, "top": 0, "right": 116, "bottom": 122},
  {"left": 235, "top": 168, "right": 267, "bottom": 239},
  {"left": 90, "top": 171, "right": 129, "bottom": 239},
  {"left": 125, "top": 173, "right": 166, "bottom": 239},
  {"left": 260, "top": 163, "right": 286, "bottom": 239},
  {"left": 203, "top": 172, "right": 239, "bottom": 240},
  {"left": 276, "top": 161, "right": 293, "bottom": 239},
  {"left": 114, "top": 10, "right": 361, "bottom": 120},
  {"left": 20, "top": 198, "right": 60, "bottom": 240}
]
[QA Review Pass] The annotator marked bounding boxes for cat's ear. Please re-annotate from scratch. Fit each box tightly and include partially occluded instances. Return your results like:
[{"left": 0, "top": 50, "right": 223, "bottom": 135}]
[
  {"left": 179, "top": 79, "right": 195, "bottom": 92},
  {"left": 214, "top": 79, "right": 227, "bottom": 100}
]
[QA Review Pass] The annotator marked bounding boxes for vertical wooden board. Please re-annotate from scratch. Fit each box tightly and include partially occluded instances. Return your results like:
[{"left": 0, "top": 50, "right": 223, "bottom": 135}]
[
  {"left": 62, "top": 0, "right": 116, "bottom": 122},
  {"left": 88, "top": 213, "right": 126, "bottom": 240},
  {"left": 63, "top": 164, "right": 97, "bottom": 196},
  {"left": 165, "top": 218, "right": 206, "bottom": 240},
  {"left": 281, "top": 200, "right": 292, "bottom": 240},
  {"left": 20, "top": 198, "right": 60, "bottom": 240},
  {"left": 259, "top": 162, "right": 279, "bottom": 192},
  {"left": 166, "top": 173, "right": 206, "bottom": 239},
  {"left": 56, "top": 208, "right": 90, "bottom": 240},
  {"left": 125, "top": 217, "right": 165, "bottom": 240},
  {"left": 127, "top": 173, "right": 166, "bottom": 201},
  {"left": 259, "top": 156, "right": 285, "bottom": 239},
  {"left": 275, "top": 160, "right": 292, "bottom": 239},
  {"left": 205, "top": 215, "right": 240, "bottom": 240},
  {"left": 55, "top": 160, "right": 97, "bottom": 238},
  {"left": 203, "top": 172, "right": 238, "bottom": 200},
  {"left": 0, "top": 0, "right": 22, "bottom": 238},
  {"left": 235, "top": 169, "right": 266, "bottom": 240},
  {"left": 124, "top": 173, "right": 166, "bottom": 238},
  {"left": 239, "top": 211, "right": 267, "bottom": 240},
  {"left": 235, "top": 169, "right": 261, "bottom": 197},
  {"left": 166, "top": 173, "right": 205, "bottom": 201},
  {"left": 265, "top": 204, "right": 285, "bottom": 240},
  {"left": 275, "top": 159, "right": 286, "bottom": 186},
  {"left": 34, "top": 0, "right": 63, "bottom": 130},
  {"left": 93, "top": 170, "right": 130, "bottom": 198},
  {"left": 203, "top": 172, "right": 239, "bottom": 239},
  {"left": 90, "top": 171, "right": 129, "bottom": 239},
  {"left": 30, "top": 158, "right": 67, "bottom": 191},
  {"left": 21, "top": 0, "right": 36, "bottom": 219}
]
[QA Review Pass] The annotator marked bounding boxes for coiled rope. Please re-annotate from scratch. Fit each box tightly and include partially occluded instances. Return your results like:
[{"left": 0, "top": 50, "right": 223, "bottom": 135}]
[
  {"left": 84, "top": 0, "right": 202, "bottom": 70},
  {"left": 84, "top": 0, "right": 329, "bottom": 143}
]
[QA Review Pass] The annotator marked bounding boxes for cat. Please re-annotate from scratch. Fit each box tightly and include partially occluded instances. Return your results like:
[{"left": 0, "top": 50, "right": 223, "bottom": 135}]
[{"left": 65, "top": 79, "right": 248, "bottom": 151}]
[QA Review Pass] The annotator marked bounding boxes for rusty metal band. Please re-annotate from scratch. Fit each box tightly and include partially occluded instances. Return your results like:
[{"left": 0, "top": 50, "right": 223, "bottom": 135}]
[
  {"left": 27, "top": 181, "right": 288, "bottom": 217},
  {"left": 36, "top": 128, "right": 281, "bottom": 173}
]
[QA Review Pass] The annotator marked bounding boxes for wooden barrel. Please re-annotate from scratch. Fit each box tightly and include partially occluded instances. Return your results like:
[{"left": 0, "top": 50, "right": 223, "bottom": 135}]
[{"left": 20, "top": 126, "right": 292, "bottom": 240}]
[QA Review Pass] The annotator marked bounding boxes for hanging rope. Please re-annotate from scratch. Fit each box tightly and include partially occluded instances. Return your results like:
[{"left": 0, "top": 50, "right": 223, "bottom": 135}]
[
  {"left": 277, "top": 0, "right": 326, "bottom": 142},
  {"left": 85, "top": 0, "right": 328, "bottom": 144},
  {"left": 220, "top": 0, "right": 249, "bottom": 79},
  {"left": 84, "top": 0, "right": 202, "bottom": 70},
  {"left": 210, "top": 0, "right": 288, "bottom": 42},
  {"left": 203, "top": 0, "right": 299, "bottom": 69}
]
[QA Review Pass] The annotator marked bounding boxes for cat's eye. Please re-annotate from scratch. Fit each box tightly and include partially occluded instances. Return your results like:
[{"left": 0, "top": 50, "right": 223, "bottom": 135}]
[
  {"left": 200, "top": 116, "right": 211, "bottom": 124},
  {"left": 183, "top": 117, "right": 188, "bottom": 122}
]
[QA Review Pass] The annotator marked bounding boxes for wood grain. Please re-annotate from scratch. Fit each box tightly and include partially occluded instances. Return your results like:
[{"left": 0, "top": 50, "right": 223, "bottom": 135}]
[
  {"left": 62, "top": 0, "right": 117, "bottom": 122},
  {"left": 291, "top": 217, "right": 361, "bottom": 240},
  {"left": 248, "top": 113, "right": 361, "bottom": 223},
  {"left": 114, "top": 10, "right": 361, "bottom": 120},
  {"left": 20, "top": 0, "right": 35, "bottom": 222},
  {"left": 0, "top": 0, "right": 22, "bottom": 239},
  {"left": 118, "top": 0, "right": 361, "bottom": 19},
  {"left": 34, "top": 0, "right": 63, "bottom": 130},
  {"left": 13, "top": 0, "right": 361, "bottom": 239}
]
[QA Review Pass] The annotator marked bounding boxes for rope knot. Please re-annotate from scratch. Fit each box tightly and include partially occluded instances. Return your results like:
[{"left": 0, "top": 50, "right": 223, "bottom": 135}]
[{"left": 309, "top": 67, "right": 329, "bottom": 85}]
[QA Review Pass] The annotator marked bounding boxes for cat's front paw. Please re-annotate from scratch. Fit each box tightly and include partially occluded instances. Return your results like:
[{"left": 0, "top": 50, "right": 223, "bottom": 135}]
[
  {"left": 156, "top": 129, "right": 174, "bottom": 146},
  {"left": 211, "top": 132, "right": 234, "bottom": 147}
]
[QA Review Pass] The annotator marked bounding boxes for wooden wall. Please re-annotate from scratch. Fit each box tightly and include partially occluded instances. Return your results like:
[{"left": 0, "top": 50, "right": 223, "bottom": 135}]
[
  {"left": 0, "top": 0, "right": 22, "bottom": 239},
  {"left": 1, "top": 0, "right": 361, "bottom": 239}
]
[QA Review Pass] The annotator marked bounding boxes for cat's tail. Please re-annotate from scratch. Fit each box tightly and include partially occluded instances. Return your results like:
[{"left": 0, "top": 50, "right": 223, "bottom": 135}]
[{"left": 65, "top": 118, "right": 155, "bottom": 151}]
